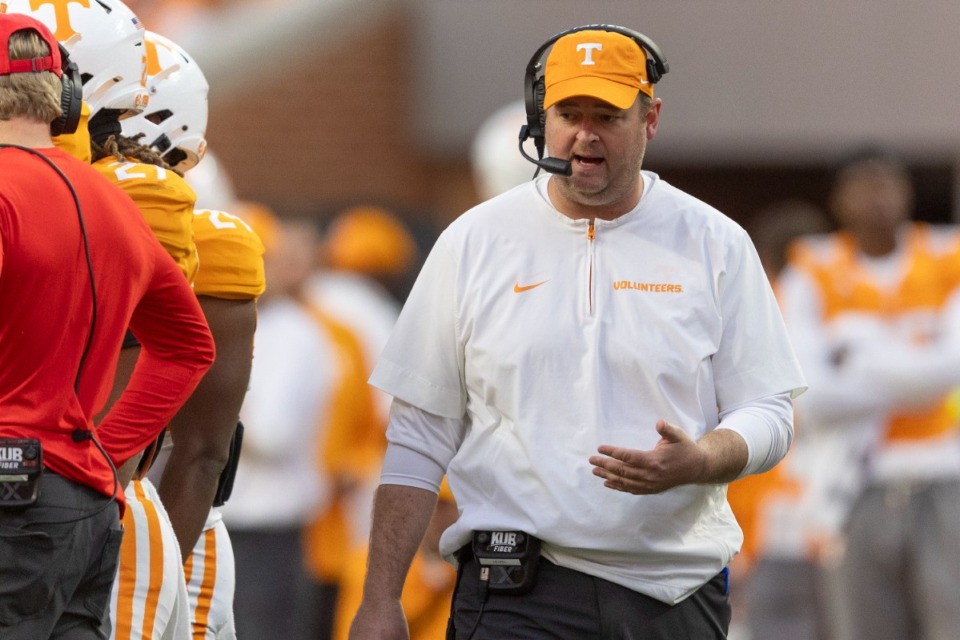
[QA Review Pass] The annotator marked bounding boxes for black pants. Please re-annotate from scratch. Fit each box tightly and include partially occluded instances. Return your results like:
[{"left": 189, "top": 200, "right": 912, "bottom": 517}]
[
  {"left": 0, "top": 471, "right": 123, "bottom": 640},
  {"left": 450, "top": 553, "right": 731, "bottom": 639},
  {"left": 231, "top": 526, "right": 315, "bottom": 640}
]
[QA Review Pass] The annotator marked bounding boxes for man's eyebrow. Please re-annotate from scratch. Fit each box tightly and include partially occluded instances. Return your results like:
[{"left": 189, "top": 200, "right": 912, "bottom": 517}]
[{"left": 554, "top": 99, "right": 622, "bottom": 112}]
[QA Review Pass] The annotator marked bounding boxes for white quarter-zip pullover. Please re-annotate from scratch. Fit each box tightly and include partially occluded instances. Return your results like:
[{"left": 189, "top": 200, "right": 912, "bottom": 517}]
[{"left": 371, "top": 172, "right": 806, "bottom": 604}]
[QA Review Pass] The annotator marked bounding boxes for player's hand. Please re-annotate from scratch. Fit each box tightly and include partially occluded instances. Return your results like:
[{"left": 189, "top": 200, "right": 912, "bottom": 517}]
[
  {"left": 588, "top": 420, "right": 707, "bottom": 494},
  {"left": 348, "top": 598, "right": 409, "bottom": 640}
]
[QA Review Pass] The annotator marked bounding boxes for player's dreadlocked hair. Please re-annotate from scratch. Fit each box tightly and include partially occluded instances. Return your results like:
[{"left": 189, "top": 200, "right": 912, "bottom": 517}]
[{"left": 91, "top": 133, "right": 184, "bottom": 176}]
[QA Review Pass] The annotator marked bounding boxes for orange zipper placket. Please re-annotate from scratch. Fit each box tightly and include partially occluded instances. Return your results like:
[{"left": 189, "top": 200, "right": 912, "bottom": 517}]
[{"left": 587, "top": 219, "right": 596, "bottom": 316}]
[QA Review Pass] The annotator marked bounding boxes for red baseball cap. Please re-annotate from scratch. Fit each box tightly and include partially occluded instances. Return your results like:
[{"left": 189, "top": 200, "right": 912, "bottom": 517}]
[{"left": 0, "top": 13, "right": 62, "bottom": 78}]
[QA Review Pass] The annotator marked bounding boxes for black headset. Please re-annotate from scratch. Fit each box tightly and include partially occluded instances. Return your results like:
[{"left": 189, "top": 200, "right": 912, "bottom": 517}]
[
  {"left": 519, "top": 24, "right": 669, "bottom": 176},
  {"left": 50, "top": 42, "right": 83, "bottom": 137}
]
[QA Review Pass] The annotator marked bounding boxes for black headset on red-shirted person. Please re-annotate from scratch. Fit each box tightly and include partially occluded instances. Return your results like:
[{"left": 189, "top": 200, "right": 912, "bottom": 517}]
[{"left": 51, "top": 42, "right": 83, "bottom": 137}]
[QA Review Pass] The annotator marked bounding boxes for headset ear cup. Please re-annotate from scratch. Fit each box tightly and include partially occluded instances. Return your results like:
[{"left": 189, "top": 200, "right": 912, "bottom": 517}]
[
  {"left": 526, "top": 76, "right": 548, "bottom": 159},
  {"left": 51, "top": 74, "right": 79, "bottom": 136},
  {"left": 534, "top": 77, "right": 546, "bottom": 138},
  {"left": 51, "top": 47, "right": 83, "bottom": 137},
  {"left": 646, "top": 59, "right": 660, "bottom": 85}
]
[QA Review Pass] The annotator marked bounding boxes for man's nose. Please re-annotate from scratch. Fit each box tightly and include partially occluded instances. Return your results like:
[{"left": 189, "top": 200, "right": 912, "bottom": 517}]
[{"left": 575, "top": 124, "right": 599, "bottom": 142}]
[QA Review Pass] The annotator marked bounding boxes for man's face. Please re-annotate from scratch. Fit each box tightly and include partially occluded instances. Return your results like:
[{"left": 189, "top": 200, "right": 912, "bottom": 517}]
[
  {"left": 831, "top": 162, "right": 913, "bottom": 238},
  {"left": 544, "top": 95, "right": 660, "bottom": 218}
]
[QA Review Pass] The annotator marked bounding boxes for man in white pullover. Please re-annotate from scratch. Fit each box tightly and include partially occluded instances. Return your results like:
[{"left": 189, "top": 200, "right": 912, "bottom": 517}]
[{"left": 350, "top": 24, "right": 806, "bottom": 640}]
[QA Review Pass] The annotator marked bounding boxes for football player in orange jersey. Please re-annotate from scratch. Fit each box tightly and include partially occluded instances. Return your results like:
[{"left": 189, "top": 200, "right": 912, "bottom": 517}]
[
  {"left": 162, "top": 203, "right": 263, "bottom": 640},
  {"left": 122, "top": 30, "right": 267, "bottom": 640},
  {"left": 89, "top": 29, "right": 205, "bottom": 640}
]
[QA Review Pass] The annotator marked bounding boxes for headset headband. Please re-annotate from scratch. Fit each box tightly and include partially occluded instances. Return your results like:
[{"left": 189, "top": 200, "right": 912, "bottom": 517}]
[{"left": 525, "top": 23, "right": 668, "bottom": 85}]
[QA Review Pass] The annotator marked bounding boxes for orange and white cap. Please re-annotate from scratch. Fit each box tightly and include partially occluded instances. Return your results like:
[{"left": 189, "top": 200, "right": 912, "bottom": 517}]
[{"left": 543, "top": 29, "right": 653, "bottom": 110}]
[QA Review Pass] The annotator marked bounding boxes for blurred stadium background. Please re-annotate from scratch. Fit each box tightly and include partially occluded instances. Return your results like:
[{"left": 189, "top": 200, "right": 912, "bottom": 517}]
[{"left": 128, "top": 0, "right": 960, "bottom": 235}]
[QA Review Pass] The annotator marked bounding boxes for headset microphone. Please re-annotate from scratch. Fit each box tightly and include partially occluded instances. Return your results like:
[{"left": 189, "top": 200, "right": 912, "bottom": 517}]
[{"left": 518, "top": 125, "right": 572, "bottom": 176}]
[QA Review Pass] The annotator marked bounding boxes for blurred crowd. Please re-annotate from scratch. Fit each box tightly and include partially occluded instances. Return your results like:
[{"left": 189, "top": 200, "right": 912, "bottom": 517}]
[
  {"left": 3, "top": 1, "right": 959, "bottom": 637},
  {"left": 727, "top": 149, "right": 960, "bottom": 640},
  {"left": 123, "top": 0, "right": 284, "bottom": 43}
]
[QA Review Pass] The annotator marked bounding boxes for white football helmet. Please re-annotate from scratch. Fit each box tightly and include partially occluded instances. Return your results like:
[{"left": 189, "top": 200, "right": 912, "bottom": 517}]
[
  {"left": 121, "top": 31, "right": 208, "bottom": 172},
  {"left": 1, "top": 0, "right": 147, "bottom": 117},
  {"left": 471, "top": 99, "right": 537, "bottom": 200}
]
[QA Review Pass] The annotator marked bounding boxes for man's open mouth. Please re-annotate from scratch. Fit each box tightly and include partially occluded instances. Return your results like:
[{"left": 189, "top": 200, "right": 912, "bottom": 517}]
[{"left": 574, "top": 155, "right": 604, "bottom": 166}]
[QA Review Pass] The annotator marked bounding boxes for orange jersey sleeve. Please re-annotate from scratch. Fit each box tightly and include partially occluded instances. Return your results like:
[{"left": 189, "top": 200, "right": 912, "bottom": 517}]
[
  {"left": 191, "top": 209, "right": 266, "bottom": 300},
  {"left": 93, "top": 158, "right": 199, "bottom": 283}
]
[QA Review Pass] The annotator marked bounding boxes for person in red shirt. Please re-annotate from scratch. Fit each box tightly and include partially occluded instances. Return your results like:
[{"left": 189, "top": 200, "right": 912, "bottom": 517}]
[{"left": 0, "top": 14, "right": 214, "bottom": 639}]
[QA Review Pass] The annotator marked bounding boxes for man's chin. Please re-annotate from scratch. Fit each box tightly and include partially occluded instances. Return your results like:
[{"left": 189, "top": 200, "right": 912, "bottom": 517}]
[{"left": 562, "top": 174, "right": 606, "bottom": 197}]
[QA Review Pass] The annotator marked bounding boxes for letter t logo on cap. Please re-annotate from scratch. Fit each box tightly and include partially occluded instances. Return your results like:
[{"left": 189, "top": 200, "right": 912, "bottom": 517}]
[
  {"left": 543, "top": 29, "right": 654, "bottom": 109},
  {"left": 576, "top": 42, "right": 602, "bottom": 65}
]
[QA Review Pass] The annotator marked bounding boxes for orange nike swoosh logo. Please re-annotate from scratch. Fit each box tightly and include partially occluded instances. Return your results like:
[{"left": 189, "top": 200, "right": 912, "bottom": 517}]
[{"left": 514, "top": 280, "right": 548, "bottom": 293}]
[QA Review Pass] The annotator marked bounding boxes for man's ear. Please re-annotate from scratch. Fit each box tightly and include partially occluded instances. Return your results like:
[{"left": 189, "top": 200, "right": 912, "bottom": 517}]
[{"left": 645, "top": 98, "right": 662, "bottom": 141}]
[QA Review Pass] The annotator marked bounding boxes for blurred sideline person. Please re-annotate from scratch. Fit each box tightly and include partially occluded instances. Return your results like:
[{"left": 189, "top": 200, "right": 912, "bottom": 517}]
[
  {"left": 303, "top": 269, "right": 382, "bottom": 640},
  {"left": 778, "top": 148, "right": 960, "bottom": 640},
  {"left": 303, "top": 205, "right": 454, "bottom": 640},
  {"left": 307, "top": 206, "right": 422, "bottom": 531},
  {"left": 0, "top": 14, "right": 213, "bottom": 639},
  {"left": 727, "top": 200, "right": 835, "bottom": 640},
  {"left": 223, "top": 215, "right": 337, "bottom": 640},
  {"left": 308, "top": 206, "right": 421, "bottom": 424},
  {"left": 350, "top": 24, "right": 805, "bottom": 640}
]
